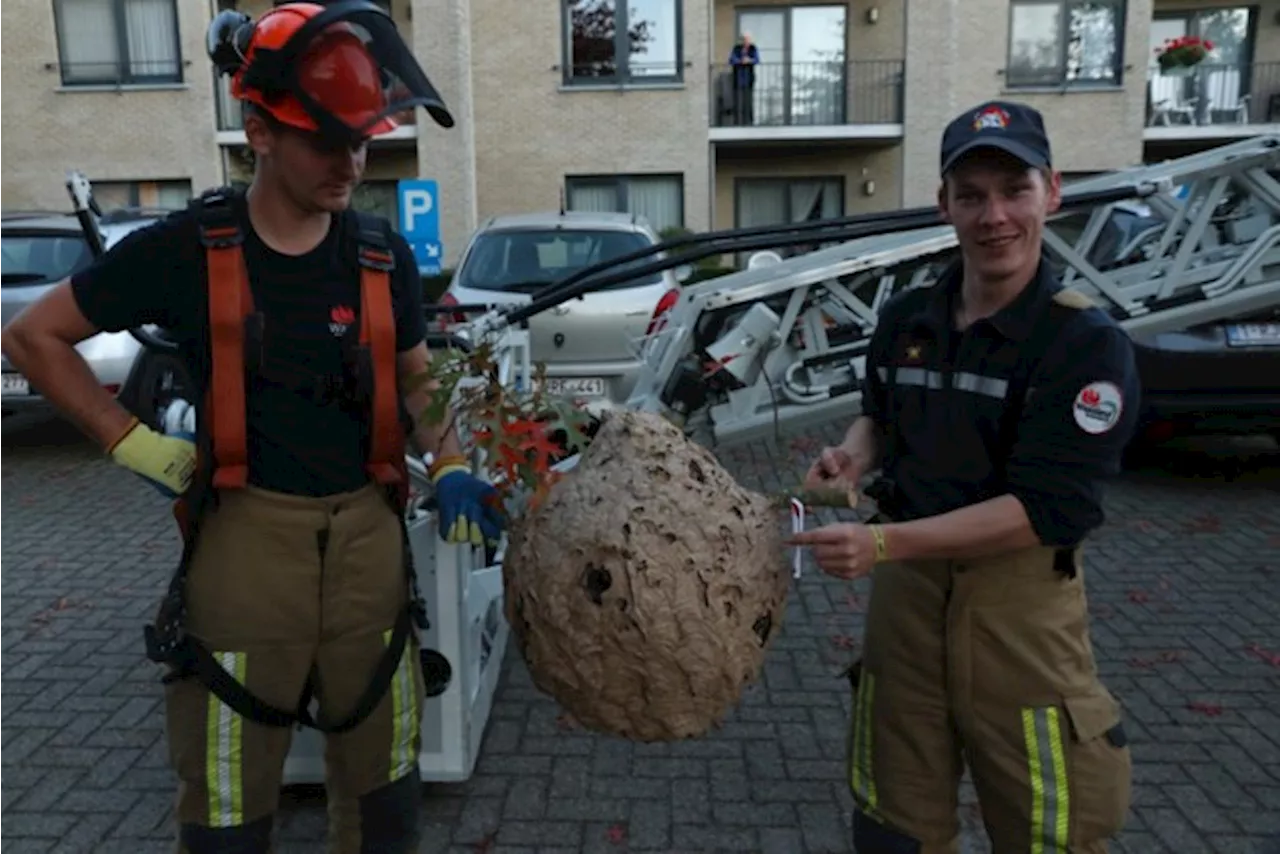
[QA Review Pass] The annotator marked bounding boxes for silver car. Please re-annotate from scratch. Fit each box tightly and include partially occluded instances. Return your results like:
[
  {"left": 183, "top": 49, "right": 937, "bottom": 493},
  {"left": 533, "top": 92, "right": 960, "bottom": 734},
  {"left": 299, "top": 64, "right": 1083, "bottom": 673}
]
[
  {"left": 1, "top": 208, "right": 169, "bottom": 424},
  {"left": 440, "top": 210, "right": 690, "bottom": 406}
]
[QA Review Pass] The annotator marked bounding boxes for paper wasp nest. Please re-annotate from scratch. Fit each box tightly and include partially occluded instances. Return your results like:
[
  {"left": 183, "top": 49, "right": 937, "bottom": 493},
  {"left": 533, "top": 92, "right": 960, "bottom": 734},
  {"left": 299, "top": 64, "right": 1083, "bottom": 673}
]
[{"left": 502, "top": 409, "right": 791, "bottom": 741}]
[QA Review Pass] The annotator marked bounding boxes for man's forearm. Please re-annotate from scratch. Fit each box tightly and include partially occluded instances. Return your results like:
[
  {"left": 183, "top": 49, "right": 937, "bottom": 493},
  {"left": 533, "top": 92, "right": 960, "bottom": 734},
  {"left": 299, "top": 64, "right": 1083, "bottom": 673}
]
[
  {"left": 2, "top": 331, "right": 134, "bottom": 449},
  {"left": 882, "top": 494, "right": 1042, "bottom": 562},
  {"left": 839, "top": 415, "right": 881, "bottom": 477},
  {"left": 401, "top": 383, "right": 464, "bottom": 462}
]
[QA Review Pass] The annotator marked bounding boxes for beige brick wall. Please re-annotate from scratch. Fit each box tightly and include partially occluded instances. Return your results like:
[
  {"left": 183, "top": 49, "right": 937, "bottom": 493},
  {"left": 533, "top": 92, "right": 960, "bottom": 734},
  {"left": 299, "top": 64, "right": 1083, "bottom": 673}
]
[
  {"left": 901, "top": 0, "right": 1160, "bottom": 207},
  {"left": 1, "top": 0, "right": 223, "bottom": 211},
  {"left": 466, "top": 0, "right": 712, "bottom": 241}
]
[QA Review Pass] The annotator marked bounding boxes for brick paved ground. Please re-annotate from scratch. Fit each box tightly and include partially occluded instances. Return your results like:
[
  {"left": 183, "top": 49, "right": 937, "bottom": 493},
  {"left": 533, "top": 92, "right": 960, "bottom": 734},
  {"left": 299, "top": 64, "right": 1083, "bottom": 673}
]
[{"left": 3, "top": 417, "right": 1279, "bottom": 853}]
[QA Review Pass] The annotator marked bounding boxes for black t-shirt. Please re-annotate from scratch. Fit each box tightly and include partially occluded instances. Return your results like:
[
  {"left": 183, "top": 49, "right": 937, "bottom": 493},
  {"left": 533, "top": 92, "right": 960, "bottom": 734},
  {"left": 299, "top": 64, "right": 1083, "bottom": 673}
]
[{"left": 71, "top": 193, "right": 425, "bottom": 497}]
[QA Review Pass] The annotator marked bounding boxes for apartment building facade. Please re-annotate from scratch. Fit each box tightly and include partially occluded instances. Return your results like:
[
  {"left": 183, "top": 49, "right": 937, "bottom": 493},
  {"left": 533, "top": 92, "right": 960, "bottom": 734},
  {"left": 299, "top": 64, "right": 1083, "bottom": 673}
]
[{"left": 4, "top": 0, "right": 1279, "bottom": 271}]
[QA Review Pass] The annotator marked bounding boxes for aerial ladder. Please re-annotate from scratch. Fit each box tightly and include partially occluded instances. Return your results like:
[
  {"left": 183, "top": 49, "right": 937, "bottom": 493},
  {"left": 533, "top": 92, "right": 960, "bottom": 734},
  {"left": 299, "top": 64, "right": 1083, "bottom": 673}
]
[{"left": 456, "top": 134, "right": 1280, "bottom": 447}]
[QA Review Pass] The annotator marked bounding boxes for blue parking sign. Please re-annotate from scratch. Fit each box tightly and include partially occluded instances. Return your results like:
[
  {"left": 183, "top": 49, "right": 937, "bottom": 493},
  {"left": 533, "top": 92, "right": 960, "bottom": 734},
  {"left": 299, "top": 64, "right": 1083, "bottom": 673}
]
[{"left": 398, "top": 179, "right": 443, "bottom": 274}]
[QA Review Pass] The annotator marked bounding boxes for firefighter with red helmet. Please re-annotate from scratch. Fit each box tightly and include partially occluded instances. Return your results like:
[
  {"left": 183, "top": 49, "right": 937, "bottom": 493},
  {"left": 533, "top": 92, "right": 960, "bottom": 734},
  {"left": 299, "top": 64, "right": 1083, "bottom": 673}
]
[{"left": 0, "top": 2, "right": 498, "bottom": 851}]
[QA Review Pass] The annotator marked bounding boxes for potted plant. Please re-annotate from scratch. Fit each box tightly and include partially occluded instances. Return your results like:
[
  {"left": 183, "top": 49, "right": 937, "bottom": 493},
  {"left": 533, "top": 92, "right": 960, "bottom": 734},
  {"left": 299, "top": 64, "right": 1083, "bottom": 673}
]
[{"left": 1155, "top": 35, "right": 1214, "bottom": 76}]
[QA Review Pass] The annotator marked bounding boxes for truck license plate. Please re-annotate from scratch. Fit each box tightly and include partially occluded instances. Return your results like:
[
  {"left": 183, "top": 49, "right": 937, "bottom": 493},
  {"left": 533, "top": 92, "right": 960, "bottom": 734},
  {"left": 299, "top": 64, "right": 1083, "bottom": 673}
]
[
  {"left": 543, "top": 377, "right": 606, "bottom": 397},
  {"left": 1225, "top": 322, "right": 1280, "bottom": 347},
  {"left": 2, "top": 373, "right": 30, "bottom": 395}
]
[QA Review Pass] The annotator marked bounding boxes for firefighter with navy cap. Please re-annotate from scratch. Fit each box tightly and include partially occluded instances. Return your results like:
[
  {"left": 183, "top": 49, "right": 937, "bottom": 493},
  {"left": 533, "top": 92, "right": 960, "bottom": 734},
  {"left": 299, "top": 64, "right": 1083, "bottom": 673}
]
[
  {"left": 790, "top": 100, "right": 1140, "bottom": 852},
  {"left": 0, "top": 3, "right": 502, "bottom": 851}
]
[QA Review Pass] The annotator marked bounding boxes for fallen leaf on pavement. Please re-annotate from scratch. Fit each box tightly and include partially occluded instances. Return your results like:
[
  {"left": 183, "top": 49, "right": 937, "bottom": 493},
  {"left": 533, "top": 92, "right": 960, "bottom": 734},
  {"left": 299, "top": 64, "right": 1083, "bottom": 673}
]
[
  {"left": 472, "top": 830, "right": 498, "bottom": 853},
  {"left": 606, "top": 824, "right": 627, "bottom": 845},
  {"left": 1126, "top": 589, "right": 1150, "bottom": 604},
  {"left": 1184, "top": 514, "right": 1222, "bottom": 534},
  {"left": 1246, "top": 643, "right": 1280, "bottom": 668},
  {"left": 1187, "top": 701, "right": 1224, "bottom": 717}
]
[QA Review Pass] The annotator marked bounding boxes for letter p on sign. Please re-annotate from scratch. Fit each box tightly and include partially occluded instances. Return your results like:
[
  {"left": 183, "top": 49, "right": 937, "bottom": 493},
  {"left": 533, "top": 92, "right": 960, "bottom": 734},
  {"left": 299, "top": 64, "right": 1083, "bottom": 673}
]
[{"left": 403, "top": 188, "right": 433, "bottom": 232}]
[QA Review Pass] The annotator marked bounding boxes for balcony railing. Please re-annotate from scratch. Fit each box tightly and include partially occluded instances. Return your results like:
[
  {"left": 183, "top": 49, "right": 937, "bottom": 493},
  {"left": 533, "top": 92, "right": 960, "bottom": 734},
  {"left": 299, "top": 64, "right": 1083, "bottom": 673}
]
[
  {"left": 1146, "top": 60, "right": 1280, "bottom": 129},
  {"left": 710, "top": 59, "right": 904, "bottom": 129}
]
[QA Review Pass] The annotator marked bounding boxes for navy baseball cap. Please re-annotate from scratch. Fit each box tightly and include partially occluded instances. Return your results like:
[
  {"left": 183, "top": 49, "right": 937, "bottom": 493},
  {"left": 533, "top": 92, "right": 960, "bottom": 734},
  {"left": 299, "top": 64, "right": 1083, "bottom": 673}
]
[{"left": 939, "top": 100, "right": 1052, "bottom": 176}]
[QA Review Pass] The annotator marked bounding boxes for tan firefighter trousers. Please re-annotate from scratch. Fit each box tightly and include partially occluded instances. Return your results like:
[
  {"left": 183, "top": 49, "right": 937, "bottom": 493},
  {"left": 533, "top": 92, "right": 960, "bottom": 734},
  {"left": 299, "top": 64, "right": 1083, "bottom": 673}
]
[
  {"left": 162, "top": 483, "right": 426, "bottom": 854},
  {"left": 846, "top": 544, "right": 1132, "bottom": 854}
]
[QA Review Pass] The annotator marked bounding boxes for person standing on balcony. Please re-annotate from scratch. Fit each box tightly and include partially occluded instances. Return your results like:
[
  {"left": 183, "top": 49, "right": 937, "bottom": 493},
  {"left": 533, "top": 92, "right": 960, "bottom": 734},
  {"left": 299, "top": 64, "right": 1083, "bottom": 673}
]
[
  {"left": 729, "top": 31, "right": 759, "bottom": 126},
  {"left": 790, "top": 100, "right": 1140, "bottom": 853},
  {"left": 0, "top": 3, "right": 503, "bottom": 853}
]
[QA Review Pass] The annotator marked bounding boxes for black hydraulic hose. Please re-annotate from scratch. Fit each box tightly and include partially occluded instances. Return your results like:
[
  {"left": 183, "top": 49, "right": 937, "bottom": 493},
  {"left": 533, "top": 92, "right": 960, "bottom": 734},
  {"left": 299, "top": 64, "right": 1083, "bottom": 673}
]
[{"left": 503, "top": 183, "right": 1151, "bottom": 327}]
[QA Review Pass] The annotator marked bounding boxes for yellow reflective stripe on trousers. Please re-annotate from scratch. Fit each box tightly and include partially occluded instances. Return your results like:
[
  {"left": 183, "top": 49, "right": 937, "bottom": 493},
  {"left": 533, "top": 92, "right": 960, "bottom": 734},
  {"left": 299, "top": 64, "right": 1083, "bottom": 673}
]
[
  {"left": 849, "top": 670, "right": 879, "bottom": 817},
  {"left": 205, "top": 651, "right": 246, "bottom": 828},
  {"left": 384, "top": 628, "right": 420, "bottom": 781},
  {"left": 1021, "top": 706, "right": 1070, "bottom": 853}
]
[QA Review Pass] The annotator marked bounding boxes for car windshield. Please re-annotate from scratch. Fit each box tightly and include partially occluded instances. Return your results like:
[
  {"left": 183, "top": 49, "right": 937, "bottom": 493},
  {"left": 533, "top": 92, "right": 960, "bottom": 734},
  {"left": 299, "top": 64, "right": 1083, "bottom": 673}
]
[
  {"left": 1, "top": 232, "right": 94, "bottom": 288},
  {"left": 456, "top": 228, "right": 664, "bottom": 293}
]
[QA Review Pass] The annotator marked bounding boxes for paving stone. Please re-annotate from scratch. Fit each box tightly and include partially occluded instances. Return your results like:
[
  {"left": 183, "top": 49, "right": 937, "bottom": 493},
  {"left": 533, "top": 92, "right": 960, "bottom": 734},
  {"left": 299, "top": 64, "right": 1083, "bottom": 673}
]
[{"left": 4, "top": 418, "right": 1279, "bottom": 852}]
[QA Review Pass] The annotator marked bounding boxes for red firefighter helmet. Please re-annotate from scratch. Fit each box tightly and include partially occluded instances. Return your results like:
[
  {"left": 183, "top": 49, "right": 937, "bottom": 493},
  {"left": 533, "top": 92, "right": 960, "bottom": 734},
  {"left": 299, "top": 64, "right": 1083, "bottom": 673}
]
[{"left": 207, "top": 0, "right": 453, "bottom": 144}]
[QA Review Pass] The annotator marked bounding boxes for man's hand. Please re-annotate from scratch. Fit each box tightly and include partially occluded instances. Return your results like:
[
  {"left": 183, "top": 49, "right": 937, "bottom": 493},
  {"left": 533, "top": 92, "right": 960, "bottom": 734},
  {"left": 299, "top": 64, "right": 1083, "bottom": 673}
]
[
  {"left": 430, "top": 456, "right": 505, "bottom": 546},
  {"left": 786, "top": 523, "right": 880, "bottom": 581},
  {"left": 803, "top": 444, "right": 863, "bottom": 491},
  {"left": 108, "top": 417, "right": 197, "bottom": 499}
]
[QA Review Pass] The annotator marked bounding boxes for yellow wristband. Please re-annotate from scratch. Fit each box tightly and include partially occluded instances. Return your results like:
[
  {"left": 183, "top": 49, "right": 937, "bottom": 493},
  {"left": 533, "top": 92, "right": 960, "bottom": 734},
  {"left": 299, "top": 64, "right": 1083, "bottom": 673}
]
[
  {"left": 428, "top": 454, "right": 469, "bottom": 483},
  {"left": 869, "top": 524, "right": 889, "bottom": 564}
]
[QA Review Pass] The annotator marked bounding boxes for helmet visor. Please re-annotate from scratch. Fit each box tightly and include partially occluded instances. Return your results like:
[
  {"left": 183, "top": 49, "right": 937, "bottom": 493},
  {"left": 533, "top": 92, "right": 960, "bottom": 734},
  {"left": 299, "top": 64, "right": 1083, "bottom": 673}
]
[{"left": 280, "top": 1, "right": 454, "bottom": 142}]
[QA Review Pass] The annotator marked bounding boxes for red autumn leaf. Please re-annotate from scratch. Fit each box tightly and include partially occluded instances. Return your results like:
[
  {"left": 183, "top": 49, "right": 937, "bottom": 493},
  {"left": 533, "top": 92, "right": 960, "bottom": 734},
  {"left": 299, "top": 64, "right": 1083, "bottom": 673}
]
[
  {"left": 502, "top": 418, "right": 543, "bottom": 437},
  {"left": 1127, "top": 657, "right": 1155, "bottom": 669},
  {"left": 1246, "top": 643, "right": 1280, "bottom": 668},
  {"left": 1126, "top": 589, "right": 1149, "bottom": 604},
  {"left": 472, "top": 830, "right": 498, "bottom": 853},
  {"left": 831, "top": 634, "right": 857, "bottom": 650},
  {"left": 1187, "top": 701, "right": 1224, "bottom": 717},
  {"left": 605, "top": 824, "right": 626, "bottom": 845},
  {"left": 1185, "top": 514, "right": 1222, "bottom": 533},
  {"left": 518, "top": 429, "right": 563, "bottom": 475}
]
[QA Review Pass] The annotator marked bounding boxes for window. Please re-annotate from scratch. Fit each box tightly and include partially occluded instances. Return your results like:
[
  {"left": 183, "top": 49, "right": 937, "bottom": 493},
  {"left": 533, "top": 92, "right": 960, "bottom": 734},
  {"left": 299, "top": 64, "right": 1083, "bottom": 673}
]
[
  {"left": 1006, "top": 1, "right": 1125, "bottom": 88},
  {"left": 734, "top": 177, "right": 844, "bottom": 260},
  {"left": 93, "top": 179, "right": 191, "bottom": 211},
  {"left": 733, "top": 6, "right": 848, "bottom": 126},
  {"left": 456, "top": 229, "right": 666, "bottom": 294},
  {"left": 54, "top": 0, "right": 183, "bottom": 86},
  {"left": 565, "top": 174, "right": 685, "bottom": 233},
  {"left": 562, "top": 0, "right": 682, "bottom": 85}
]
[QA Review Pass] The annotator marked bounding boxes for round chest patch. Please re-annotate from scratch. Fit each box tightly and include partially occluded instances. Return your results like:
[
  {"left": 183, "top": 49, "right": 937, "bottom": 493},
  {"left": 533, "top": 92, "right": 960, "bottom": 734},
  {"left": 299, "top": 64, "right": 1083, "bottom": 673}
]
[{"left": 1073, "top": 381, "right": 1123, "bottom": 434}]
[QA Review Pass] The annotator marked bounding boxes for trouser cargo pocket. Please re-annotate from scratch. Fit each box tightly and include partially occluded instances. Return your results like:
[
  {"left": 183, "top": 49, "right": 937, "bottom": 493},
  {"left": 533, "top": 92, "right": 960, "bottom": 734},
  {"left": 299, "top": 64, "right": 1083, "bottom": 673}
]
[{"left": 1061, "top": 688, "right": 1132, "bottom": 845}]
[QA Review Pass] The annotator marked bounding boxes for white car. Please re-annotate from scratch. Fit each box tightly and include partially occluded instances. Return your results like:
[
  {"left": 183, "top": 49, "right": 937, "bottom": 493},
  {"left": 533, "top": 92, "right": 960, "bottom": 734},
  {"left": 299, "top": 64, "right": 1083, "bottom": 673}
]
[
  {"left": 1, "top": 207, "right": 188, "bottom": 428},
  {"left": 439, "top": 210, "right": 691, "bottom": 406}
]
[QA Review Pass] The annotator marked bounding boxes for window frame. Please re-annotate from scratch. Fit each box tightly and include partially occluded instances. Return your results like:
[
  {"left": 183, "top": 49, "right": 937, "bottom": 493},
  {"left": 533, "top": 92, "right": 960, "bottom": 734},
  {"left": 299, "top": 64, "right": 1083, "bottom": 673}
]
[
  {"left": 560, "top": 0, "right": 685, "bottom": 87},
  {"left": 564, "top": 173, "right": 687, "bottom": 231},
  {"left": 1004, "top": 0, "right": 1128, "bottom": 90},
  {"left": 732, "top": 175, "right": 846, "bottom": 228},
  {"left": 53, "top": 0, "right": 185, "bottom": 87}
]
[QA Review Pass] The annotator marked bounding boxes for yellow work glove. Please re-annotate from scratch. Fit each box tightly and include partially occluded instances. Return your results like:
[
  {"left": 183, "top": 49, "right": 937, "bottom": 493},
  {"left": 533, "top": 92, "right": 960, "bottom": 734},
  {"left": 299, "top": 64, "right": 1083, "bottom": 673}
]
[
  {"left": 108, "top": 416, "right": 197, "bottom": 499},
  {"left": 429, "top": 454, "right": 504, "bottom": 546}
]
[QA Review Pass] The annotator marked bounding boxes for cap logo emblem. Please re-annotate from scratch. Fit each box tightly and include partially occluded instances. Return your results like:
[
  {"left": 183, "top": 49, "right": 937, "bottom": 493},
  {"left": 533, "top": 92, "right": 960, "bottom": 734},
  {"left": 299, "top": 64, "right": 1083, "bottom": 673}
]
[{"left": 972, "top": 105, "right": 1010, "bottom": 131}]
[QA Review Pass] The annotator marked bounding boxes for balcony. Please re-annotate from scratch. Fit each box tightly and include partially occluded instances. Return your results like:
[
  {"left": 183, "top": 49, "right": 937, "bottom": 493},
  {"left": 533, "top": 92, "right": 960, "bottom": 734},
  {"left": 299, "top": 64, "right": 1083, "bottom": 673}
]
[
  {"left": 709, "top": 60, "right": 904, "bottom": 144},
  {"left": 213, "top": 73, "right": 418, "bottom": 146},
  {"left": 1145, "top": 61, "right": 1280, "bottom": 142}
]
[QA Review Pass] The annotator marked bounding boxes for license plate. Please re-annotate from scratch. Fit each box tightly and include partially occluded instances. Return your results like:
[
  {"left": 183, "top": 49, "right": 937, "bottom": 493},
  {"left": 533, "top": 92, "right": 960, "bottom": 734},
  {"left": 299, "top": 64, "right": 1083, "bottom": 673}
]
[
  {"left": 542, "top": 377, "right": 607, "bottom": 397},
  {"left": 2, "top": 373, "right": 30, "bottom": 395},
  {"left": 1225, "top": 322, "right": 1280, "bottom": 347}
]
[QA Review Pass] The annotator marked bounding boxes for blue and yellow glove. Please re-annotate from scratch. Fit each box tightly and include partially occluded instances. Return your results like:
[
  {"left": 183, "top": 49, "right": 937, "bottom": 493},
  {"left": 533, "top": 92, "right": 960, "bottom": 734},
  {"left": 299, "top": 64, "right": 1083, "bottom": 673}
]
[
  {"left": 108, "top": 416, "right": 197, "bottom": 499},
  {"left": 429, "top": 454, "right": 504, "bottom": 546}
]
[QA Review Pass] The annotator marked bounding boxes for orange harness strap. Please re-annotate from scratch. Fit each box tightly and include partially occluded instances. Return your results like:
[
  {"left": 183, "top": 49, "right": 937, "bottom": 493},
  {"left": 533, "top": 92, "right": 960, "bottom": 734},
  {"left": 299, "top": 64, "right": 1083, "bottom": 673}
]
[
  {"left": 357, "top": 241, "right": 405, "bottom": 488},
  {"left": 203, "top": 224, "right": 253, "bottom": 491},
  {"left": 196, "top": 199, "right": 404, "bottom": 498}
]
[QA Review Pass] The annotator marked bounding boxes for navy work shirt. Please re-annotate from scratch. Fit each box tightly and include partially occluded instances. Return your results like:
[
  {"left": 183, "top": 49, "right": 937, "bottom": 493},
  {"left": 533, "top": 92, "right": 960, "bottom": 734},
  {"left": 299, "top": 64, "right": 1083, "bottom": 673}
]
[{"left": 860, "top": 257, "right": 1141, "bottom": 547}]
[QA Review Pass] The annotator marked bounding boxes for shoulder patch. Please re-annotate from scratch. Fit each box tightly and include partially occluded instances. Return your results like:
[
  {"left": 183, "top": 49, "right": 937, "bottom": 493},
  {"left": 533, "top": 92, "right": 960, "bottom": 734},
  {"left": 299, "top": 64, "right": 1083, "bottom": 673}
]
[
  {"left": 1072, "top": 380, "right": 1123, "bottom": 435},
  {"left": 1052, "top": 288, "right": 1095, "bottom": 310}
]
